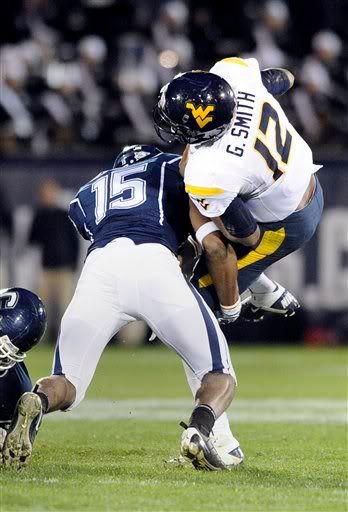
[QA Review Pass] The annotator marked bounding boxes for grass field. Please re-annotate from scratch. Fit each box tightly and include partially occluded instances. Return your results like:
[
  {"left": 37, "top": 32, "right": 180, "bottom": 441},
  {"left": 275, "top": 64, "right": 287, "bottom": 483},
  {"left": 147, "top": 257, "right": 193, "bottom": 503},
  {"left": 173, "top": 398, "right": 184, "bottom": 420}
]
[{"left": 1, "top": 344, "right": 347, "bottom": 512}]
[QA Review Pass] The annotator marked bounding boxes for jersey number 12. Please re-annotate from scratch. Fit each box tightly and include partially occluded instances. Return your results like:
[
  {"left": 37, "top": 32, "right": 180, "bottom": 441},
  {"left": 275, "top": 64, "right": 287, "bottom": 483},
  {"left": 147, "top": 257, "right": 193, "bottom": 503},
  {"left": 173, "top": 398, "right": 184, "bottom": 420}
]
[{"left": 254, "top": 102, "right": 292, "bottom": 181}]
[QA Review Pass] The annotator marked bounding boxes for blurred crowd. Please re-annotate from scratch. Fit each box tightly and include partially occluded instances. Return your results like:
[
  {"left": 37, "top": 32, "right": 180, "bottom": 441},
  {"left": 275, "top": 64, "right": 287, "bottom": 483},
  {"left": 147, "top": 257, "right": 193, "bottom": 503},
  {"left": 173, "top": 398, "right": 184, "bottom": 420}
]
[{"left": 1, "top": 0, "right": 348, "bottom": 155}]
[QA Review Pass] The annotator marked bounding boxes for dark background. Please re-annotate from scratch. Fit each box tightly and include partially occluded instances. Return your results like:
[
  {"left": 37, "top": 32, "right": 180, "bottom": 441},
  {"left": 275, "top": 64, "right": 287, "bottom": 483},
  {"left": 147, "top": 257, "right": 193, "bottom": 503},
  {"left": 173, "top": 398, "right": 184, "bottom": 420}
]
[{"left": 0, "top": 0, "right": 347, "bottom": 344}]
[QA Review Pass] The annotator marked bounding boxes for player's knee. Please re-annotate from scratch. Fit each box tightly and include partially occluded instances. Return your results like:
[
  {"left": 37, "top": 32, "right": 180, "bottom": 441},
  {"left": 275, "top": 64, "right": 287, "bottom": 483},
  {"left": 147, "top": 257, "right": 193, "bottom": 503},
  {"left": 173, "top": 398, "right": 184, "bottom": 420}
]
[{"left": 36, "top": 375, "right": 76, "bottom": 411}]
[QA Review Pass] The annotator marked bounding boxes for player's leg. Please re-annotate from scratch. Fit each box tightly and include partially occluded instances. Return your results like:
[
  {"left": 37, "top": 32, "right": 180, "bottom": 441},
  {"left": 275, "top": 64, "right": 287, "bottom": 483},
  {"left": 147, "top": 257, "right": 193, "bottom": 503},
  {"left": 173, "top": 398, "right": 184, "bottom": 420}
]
[
  {"left": 135, "top": 244, "right": 238, "bottom": 470},
  {"left": 3, "top": 248, "right": 133, "bottom": 468},
  {"left": 0, "top": 362, "right": 32, "bottom": 450},
  {"left": 182, "top": 361, "right": 243, "bottom": 464},
  {"left": 238, "top": 178, "right": 323, "bottom": 318},
  {"left": 195, "top": 178, "right": 323, "bottom": 319}
]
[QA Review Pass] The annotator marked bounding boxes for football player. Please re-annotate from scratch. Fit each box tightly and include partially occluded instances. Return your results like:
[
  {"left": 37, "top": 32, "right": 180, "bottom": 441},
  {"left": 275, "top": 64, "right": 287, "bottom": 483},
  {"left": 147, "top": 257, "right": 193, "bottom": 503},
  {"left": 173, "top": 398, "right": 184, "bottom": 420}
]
[
  {"left": 153, "top": 59, "right": 323, "bottom": 318},
  {"left": 0, "top": 288, "right": 46, "bottom": 449},
  {"left": 3, "top": 145, "right": 243, "bottom": 471}
]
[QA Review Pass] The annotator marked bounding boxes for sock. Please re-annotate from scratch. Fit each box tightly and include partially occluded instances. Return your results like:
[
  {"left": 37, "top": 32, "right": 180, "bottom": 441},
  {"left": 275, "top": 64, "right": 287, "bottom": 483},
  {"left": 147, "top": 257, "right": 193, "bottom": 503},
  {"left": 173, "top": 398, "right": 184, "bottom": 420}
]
[
  {"left": 213, "top": 412, "right": 233, "bottom": 437},
  {"left": 33, "top": 388, "right": 49, "bottom": 414},
  {"left": 249, "top": 273, "right": 277, "bottom": 294},
  {"left": 189, "top": 404, "right": 216, "bottom": 437}
]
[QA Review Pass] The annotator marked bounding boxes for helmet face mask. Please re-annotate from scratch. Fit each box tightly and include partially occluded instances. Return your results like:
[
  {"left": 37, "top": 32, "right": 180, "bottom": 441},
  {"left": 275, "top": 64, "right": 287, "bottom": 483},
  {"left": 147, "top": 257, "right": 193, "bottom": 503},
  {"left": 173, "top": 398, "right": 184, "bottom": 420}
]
[
  {"left": 0, "top": 335, "right": 26, "bottom": 375},
  {"left": 153, "top": 71, "right": 236, "bottom": 145},
  {"left": 153, "top": 105, "right": 231, "bottom": 145}
]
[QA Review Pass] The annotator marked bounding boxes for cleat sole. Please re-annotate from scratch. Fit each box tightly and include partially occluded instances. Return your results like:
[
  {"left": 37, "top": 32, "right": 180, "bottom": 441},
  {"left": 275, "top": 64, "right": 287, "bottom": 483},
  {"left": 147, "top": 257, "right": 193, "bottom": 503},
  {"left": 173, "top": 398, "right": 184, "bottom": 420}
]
[{"left": 3, "top": 393, "right": 41, "bottom": 469}]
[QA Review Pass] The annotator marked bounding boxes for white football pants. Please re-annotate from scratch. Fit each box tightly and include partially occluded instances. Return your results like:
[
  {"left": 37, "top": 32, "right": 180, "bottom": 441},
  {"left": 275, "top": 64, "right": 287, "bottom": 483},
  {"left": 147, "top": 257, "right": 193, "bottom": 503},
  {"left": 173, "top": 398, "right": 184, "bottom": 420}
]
[{"left": 53, "top": 238, "right": 235, "bottom": 407}]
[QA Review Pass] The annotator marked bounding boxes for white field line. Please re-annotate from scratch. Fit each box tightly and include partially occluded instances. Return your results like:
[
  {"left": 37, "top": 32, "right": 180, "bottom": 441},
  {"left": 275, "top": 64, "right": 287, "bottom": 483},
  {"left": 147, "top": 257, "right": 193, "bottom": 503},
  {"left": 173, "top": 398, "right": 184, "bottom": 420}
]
[{"left": 46, "top": 398, "right": 348, "bottom": 424}]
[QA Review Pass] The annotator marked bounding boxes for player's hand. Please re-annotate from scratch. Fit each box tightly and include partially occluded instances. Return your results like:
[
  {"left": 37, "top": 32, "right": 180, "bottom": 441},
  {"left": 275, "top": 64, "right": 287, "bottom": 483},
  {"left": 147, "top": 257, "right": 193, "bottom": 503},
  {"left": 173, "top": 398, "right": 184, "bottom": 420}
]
[
  {"left": 178, "top": 235, "right": 202, "bottom": 280},
  {"left": 217, "top": 297, "right": 241, "bottom": 324}
]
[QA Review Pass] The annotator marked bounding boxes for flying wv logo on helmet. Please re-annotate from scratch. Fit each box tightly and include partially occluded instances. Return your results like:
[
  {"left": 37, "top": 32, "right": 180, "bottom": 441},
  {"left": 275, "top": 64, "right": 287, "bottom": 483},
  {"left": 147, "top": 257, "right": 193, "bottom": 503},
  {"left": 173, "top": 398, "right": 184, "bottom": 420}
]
[{"left": 185, "top": 102, "right": 215, "bottom": 129}]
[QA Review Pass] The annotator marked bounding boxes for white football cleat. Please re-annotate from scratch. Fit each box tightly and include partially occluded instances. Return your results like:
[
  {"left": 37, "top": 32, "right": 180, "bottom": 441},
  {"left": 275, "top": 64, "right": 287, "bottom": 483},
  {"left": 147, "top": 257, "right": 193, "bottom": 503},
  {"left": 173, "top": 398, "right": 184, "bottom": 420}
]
[
  {"left": 180, "top": 423, "right": 237, "bottom": 471},
  {"left": 242, "top": 281, "right": 300, "bottom": 322},
  {"left": 211, "top": 431, "right": 244, "bottom": 467},
  {"left": 167, "top": 428, "right": 244, "bottom": 468}
]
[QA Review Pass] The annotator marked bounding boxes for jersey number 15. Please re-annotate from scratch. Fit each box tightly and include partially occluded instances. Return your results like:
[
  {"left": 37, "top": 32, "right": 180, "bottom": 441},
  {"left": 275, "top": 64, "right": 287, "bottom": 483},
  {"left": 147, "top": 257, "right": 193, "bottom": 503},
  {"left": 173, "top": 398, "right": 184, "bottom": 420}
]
[{"left": 92, "top": 164, "right": 147, "bottom": 224}]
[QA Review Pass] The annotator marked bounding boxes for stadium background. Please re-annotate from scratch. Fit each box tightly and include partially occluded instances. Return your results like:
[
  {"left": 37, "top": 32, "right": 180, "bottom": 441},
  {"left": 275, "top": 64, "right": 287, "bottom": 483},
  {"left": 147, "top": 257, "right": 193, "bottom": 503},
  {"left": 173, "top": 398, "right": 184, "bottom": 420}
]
[{"left": 1, "top": 0, "right": 347, "bottom": 344}]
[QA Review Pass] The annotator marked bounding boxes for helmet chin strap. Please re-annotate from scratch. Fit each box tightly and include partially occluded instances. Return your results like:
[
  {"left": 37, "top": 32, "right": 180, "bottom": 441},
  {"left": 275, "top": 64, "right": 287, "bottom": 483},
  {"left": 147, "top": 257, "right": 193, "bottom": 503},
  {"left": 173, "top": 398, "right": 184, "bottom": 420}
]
[{"left": 0, "top": 335, "right": 26, "bottom": 371}]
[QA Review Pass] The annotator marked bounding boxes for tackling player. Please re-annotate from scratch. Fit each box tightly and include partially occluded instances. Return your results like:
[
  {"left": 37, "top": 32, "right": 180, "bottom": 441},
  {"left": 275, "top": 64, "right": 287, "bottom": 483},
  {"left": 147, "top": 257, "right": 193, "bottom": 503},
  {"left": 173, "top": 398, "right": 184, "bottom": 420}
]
[
  {"left": 0, "top": 288, "right": 46, "bottom": 449},
  {"left": 153, "top": 59, "right": 323, "bottom": 316},
  {"left": 3, "top": 145, "right": 242, "bottom": 472}
]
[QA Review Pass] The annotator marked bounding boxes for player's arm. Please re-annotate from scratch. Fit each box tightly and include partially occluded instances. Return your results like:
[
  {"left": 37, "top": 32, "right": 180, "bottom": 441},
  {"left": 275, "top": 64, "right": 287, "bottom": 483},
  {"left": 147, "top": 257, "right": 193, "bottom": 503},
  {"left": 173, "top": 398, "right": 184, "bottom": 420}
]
[
  {"left": 261, "top": 68, "right": 295, "bottom": 97},
  {"left": 185, "top": 153, "right": 260, "bottom": 247},
  {"left": 190, "top": 201, "right": 240, "bottom": 320},
  {"left": 212, "top": 197, "right": 261, "bottom": 247},
  {"left": 188, "top": 188, "right": 260, "bottom": 248},
  {"left": 68, "top": 197, "right": 90, "bottom": 241}
]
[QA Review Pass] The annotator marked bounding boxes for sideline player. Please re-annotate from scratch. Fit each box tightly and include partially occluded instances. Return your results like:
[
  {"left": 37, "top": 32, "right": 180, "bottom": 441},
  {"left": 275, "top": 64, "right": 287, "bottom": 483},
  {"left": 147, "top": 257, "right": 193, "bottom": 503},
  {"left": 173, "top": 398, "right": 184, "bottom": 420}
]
[
  {"left": 3, "top": 145, "right": 241, "bottom": 472},
  {"left": 153, "top": 59, "right": 323, "bottom": 313},
  {"left": 0, "top": 288, "right": 46, "bottom": 449}
]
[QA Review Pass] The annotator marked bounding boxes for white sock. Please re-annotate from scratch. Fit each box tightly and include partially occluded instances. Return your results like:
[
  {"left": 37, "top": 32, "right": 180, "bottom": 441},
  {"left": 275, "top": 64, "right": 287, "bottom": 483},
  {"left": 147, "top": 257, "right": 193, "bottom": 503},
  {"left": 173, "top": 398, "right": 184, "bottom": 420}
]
[{"left": 249, "top": 273, "right": 276, "bottom": 294}]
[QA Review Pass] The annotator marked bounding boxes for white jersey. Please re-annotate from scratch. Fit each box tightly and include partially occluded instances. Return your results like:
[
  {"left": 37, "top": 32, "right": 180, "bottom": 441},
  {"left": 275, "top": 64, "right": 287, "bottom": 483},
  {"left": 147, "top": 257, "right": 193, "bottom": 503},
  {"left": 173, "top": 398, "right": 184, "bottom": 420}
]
[{"left": 185, "top": 57, "right": 321, "bottom": 222}]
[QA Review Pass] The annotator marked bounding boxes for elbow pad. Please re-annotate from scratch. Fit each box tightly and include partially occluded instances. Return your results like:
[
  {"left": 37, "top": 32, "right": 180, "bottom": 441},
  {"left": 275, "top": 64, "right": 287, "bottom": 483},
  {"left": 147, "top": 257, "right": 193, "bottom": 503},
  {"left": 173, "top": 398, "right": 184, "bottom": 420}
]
[
  {"left": 261, "top": 68, "right": 295, "bottom": 97},
  {"left": 220, "top": 197, "right": 257, "bottom": 238}
]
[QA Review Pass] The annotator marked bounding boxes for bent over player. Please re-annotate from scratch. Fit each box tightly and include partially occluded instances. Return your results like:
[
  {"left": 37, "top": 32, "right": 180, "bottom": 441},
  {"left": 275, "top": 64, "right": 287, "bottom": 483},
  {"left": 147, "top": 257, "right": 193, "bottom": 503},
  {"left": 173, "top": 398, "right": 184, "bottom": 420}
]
[
  {"left": 3, "top": 145, "right": 242, "bottom": 471},
  {"left": 154, "top": 58, "right": 323, "bottom": 316},
  {"left": 0, "top": 288, "right": 46, "bottom": 449}
]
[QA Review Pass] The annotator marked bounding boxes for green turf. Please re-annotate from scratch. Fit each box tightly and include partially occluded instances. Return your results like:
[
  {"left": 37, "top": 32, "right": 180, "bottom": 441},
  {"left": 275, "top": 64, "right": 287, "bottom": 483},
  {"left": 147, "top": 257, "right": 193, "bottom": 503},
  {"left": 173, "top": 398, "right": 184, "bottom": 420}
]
[{"left": 1, "top": 345, "right": 347, "bottom": 512}]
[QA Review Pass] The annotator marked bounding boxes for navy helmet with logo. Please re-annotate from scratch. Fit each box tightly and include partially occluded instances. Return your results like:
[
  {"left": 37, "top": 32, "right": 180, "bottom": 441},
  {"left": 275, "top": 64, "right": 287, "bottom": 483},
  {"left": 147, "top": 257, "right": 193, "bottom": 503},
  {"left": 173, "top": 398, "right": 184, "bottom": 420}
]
[
  {"left": 113, "top": 145, "right": 162, "bottom": 168},
  {"left": 153, "top": 71, "right": 236, "bottom": 145},
  {"left": 0, "top": 288, "right": 46, "bottom": 375}
]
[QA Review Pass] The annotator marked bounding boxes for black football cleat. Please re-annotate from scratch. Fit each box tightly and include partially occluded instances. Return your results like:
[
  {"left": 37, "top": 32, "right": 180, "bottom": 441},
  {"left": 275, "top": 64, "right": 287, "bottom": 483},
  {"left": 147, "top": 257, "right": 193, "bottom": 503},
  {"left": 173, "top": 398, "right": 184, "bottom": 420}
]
[{"left": 3, "top": 392, "right": 42, "bottom": 469}]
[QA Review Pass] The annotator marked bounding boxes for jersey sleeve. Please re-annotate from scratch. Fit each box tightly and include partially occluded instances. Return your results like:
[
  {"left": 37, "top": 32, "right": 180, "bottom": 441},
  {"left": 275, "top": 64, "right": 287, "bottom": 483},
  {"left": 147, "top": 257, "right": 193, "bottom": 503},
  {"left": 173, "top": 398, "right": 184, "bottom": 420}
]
[
  {"left": 210, "top": 57, "right": 263, "bottom": 91},
  {"left": 68, "top": 197, "right": 90, "bottom": 240},
  {"left": 184, "top": 150, "right": 240, "bottom": 218},
  {"left": 186, "top": 189, "right": 235, "bottom": 218},
  {"left": 185, "top": 151, "right": 237, "bottom": 217}
]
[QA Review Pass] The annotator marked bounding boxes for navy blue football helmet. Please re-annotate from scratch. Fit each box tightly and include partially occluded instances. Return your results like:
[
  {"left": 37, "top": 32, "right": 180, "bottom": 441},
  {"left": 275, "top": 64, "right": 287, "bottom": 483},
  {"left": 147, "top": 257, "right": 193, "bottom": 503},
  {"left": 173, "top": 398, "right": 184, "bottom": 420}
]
[
  {"left": 114, "top": 145, "right": 162, "bottom": 168},
  {"left": 153, "top": 71, "right": 236, "bottom": 144},
  {"left": 0, "top": 288, "right": 46, "bottom": 374}
]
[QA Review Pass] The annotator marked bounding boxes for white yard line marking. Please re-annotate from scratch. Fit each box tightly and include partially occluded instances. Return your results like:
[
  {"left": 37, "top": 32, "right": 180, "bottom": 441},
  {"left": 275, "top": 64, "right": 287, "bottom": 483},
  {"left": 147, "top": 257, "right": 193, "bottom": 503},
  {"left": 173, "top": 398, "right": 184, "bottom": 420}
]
[{"left": 46, "top": 399, "right": 348, "bottom": 424}]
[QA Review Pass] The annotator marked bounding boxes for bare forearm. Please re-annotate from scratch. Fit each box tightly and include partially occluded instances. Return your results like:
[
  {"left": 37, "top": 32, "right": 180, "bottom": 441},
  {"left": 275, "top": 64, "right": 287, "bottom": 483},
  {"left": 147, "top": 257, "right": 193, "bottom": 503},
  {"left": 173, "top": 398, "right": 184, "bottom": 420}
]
[
  {"left": 203, "top": 235, "right": 239, "bottom": 307},
  {"left": 189, "top": 201, "right": 239, "bottom": 306}
]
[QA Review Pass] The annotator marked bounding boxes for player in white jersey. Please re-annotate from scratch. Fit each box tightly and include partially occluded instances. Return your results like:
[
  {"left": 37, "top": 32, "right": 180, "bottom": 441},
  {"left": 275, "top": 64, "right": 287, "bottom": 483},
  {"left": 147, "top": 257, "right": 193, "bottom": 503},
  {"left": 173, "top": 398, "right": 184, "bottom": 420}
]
[{"left": 154, "top": 57, "right": 323, "bottom": 322}]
